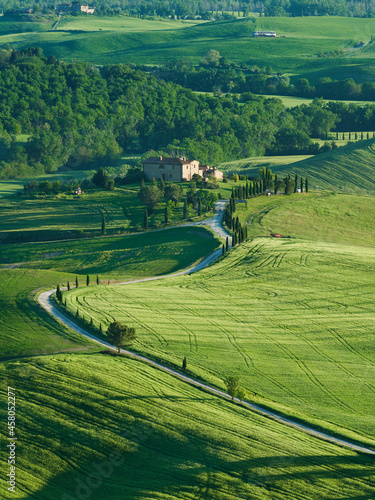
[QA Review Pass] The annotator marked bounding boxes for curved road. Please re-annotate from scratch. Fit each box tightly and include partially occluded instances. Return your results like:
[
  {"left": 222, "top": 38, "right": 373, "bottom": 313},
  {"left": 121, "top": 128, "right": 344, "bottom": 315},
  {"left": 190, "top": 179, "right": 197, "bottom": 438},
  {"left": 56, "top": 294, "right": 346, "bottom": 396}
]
[{"left": 38, "top": 202, "right": 375, "bottom": 457}]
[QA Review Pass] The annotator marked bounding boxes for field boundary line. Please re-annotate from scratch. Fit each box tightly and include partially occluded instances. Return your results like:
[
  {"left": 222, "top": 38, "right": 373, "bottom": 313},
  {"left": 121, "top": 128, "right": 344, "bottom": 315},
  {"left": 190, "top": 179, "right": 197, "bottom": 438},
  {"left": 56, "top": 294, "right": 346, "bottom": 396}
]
[
  {"left": 36, "top": 200, "right": 375, "bottom": 457},
  {"left": 38, "top": 287, "right": 375, "bottom": 457}
]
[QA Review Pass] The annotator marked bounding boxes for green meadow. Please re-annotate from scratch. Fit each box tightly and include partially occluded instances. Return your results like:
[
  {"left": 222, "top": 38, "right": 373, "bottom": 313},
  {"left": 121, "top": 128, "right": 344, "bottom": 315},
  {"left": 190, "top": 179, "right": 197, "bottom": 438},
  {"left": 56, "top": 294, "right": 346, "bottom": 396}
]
[
  {"left": 0, "top": 226, "right": 221, "bottom": 277},
  {"left": 65, "top": 235, "right": 375, "bottom": 446},
  {"left": 2, "top": 15, "right": 375, "bottom": 80},
  {"left": 1, "top": 353, "right": 375, "bottom": 499},
  {"left": 221, "top": 138, "right": 375, "bottom": 193}
]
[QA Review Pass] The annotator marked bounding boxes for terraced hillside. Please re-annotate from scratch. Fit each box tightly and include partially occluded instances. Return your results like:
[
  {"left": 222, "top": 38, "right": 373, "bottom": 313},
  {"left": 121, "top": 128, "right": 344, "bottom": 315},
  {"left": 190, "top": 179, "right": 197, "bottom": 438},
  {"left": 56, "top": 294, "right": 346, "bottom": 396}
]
[{"left": 1, "top": 353, "right": 375, "bottom": 499}]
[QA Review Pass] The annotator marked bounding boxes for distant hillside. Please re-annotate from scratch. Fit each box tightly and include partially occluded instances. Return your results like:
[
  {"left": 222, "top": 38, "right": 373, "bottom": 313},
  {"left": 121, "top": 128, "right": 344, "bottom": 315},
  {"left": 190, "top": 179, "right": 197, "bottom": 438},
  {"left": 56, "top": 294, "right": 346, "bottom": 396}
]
[
  {"left": 274, "top": 139, "right": 375, "bottom": 193},
  {"left": 222, "top": 140, "right": 375, "bottom": 192}
]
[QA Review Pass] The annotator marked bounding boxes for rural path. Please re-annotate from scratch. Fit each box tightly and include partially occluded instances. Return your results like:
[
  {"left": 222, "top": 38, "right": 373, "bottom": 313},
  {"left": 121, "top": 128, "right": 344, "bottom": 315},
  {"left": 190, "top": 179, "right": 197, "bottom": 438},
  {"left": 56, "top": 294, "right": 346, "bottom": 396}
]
[{"left": 37, "top": 201, "right": 375, "bottom": 457}]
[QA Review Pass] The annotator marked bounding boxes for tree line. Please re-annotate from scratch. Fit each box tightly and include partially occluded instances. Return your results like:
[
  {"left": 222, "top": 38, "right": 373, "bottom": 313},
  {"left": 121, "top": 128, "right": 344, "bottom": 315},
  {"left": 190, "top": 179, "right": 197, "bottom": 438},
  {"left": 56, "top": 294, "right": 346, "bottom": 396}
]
[
  {"left": 1, "top": 48, "right": 375, "bottom": 180},
  {"left": 156, "top": 54, "right": 375, "bottom": 103},
  {"left": 4, "top": 0, "right": 375, "bottom": 19}
]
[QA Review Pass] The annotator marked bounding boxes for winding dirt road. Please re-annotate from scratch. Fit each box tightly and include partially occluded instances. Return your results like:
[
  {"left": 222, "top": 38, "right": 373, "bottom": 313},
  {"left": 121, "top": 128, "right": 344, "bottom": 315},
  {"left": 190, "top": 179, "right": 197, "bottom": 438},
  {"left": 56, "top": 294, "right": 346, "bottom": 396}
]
[{"left": 37, "top": 201, "right": 375, "bottom": 457}]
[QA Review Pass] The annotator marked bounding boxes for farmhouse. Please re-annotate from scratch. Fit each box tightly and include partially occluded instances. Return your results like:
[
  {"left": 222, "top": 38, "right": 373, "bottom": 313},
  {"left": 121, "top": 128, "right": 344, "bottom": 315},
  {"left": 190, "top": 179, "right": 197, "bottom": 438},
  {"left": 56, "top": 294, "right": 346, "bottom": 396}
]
[
  {"left": 252, "top": 31, "right": 277, "bottom": 37},
  {"left": 56, "top": 3, "right": 95, "bottom": 14},
  {"left": 143, "top": 156, "right": 223, "bottom": 182}
]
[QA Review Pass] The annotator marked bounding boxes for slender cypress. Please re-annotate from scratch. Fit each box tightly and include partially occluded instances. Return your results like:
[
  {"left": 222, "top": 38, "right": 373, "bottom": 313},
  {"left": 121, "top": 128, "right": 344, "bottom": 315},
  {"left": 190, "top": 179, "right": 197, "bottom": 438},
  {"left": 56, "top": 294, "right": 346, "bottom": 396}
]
[
  {"left": 164, "top": 205, "right": 168, "bottom": 224},
  {"left": 96, "top": 275, "right": 99, "bottom": 285},
  {"left": 86, "top": 275, "right": 90, "bottom": 286},
  {"left": 300, "top": 176, "right": 303, "bottom": 193},
  {"left": 67, "top": 281, "right": 70, "bottom": 291},
  {"left": 222, "top": 244, "right": 225, "bottom": 255},
  {"left": 226, "top": 236, "right": 229, "bottom": 251},
  {"left": 144, "top": 209, "right": 148, "bottom": 228},
  {"left": 75, "top": 276, "right": 78, "bottom": 288},
  {"left": 101, "top": 215, "right": 106, "bottom": 235},
  {"left": 294, "top": 174, "right": 298, "bottom": 193},
  {"left": 305, "top": 177, "right": 309, "bottom": 193}
]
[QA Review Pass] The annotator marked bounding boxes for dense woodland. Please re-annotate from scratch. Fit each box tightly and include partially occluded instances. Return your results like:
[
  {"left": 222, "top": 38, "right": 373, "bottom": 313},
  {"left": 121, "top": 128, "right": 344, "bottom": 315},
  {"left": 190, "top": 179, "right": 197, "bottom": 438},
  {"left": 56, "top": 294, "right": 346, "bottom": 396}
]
[
  {"left": 1, "top": 48, "right": 375, "bottom": 179},
  {"left": 4, "top": 0, "right": 375, "bottom": 18},
  {"left": 156, "top": 52, "right": 375, "bottom": 101}
]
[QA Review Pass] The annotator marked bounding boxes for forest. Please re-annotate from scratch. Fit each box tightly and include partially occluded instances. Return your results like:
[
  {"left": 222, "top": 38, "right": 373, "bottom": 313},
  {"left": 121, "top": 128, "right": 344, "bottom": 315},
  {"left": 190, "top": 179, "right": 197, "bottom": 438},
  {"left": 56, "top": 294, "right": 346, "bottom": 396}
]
[
  {"left": 1, "top": 47, "right": 375, "bottom": 179},
  {"left": 4, "top": 0, "right": 375, "bottom": 19}
]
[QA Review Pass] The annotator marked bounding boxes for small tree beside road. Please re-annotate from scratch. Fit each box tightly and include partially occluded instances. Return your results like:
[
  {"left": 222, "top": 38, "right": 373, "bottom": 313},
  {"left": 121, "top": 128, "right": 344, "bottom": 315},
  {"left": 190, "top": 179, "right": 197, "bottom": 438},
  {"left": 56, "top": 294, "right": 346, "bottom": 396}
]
[
  {"left": 106, "top": 321, "right": 136, "bottom": 353},
  {"left": 224, "top": 376, "right": 247, "bottom": 401}
]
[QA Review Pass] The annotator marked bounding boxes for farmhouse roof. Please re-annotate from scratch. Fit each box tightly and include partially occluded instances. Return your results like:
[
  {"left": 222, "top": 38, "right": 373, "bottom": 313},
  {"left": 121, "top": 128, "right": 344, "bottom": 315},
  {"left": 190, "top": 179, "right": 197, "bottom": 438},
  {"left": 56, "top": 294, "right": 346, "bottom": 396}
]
[{"left": 143, "top": 156, "right": 193, "bottom": 165}]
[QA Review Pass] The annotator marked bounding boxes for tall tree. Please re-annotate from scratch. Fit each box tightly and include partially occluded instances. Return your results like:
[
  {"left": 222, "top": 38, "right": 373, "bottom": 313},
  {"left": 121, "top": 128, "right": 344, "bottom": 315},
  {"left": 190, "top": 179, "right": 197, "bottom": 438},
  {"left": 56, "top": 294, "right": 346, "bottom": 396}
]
[{"left": 106, "top": 321, "right": 136, "bottom": 353}]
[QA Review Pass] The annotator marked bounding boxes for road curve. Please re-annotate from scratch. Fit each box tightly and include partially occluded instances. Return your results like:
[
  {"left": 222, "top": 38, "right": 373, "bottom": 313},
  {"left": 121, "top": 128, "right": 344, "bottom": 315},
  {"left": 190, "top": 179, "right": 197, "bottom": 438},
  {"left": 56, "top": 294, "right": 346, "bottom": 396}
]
[{"left": 37, "top": 203, "right": 375, "bottom": 457}]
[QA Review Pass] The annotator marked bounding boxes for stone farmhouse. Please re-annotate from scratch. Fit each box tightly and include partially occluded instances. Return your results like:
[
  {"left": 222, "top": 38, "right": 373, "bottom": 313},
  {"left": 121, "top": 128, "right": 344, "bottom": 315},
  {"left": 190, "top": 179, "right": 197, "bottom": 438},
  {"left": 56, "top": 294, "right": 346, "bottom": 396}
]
[
  {"left": 143, "top": 156, "right": 223, "bottom": 182},
  {"left": 56, "top": 3, "right": 95, "bottom": 14}
]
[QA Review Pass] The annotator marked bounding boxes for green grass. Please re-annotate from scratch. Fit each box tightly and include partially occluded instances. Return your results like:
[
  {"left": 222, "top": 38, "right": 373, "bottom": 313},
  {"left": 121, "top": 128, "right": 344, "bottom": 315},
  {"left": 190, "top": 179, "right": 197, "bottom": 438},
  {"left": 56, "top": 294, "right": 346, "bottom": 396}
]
[
  {"left": 221, "top": 138, "right": 375, "bottom": 193},
  {"left": 0, "top": 268, "right": 99, "bottom": 361},
  {"left": 0, "top": 226, "right": 221, "bottom": 276},
  {"left": 0, "top": 224, "right": 220, "bottom": 360},
  {"left": 274, "top": 138, "right": 375, "bottom": 193},
  {"left": 260, "top": 94, "right": 375, "bottom": 108},
  {"left": 2, "top": 15, "right": 375, "bottom": 81},
  {"left": 66, "top": 236, "right": 375, "bottom": 445},
  {"left": 1, "top": 353, "right": 375, "bottom": 499},
  {"left": 218, "top": 155, "right": 312, "bottom": 176}
]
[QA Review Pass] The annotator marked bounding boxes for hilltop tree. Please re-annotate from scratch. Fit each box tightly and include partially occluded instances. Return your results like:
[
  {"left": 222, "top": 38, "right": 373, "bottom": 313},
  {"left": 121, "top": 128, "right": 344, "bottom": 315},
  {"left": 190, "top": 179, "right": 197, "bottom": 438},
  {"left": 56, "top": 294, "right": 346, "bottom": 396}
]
[{"left": 106, "top": 321, "right": 136, "bottom": 353}]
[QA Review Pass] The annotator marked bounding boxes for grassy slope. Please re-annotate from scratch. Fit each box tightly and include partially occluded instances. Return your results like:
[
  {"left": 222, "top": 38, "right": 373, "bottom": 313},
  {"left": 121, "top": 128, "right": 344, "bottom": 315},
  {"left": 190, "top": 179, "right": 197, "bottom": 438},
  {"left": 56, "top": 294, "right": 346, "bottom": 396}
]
[
  {"left": 275, "top": 138, "right": 375, "bottom": 192},
  {"left": 0, "top": 268, "right": 99, "bottom": 361},
  {"left": 0, "top": 225, "right": 220, "bottom": 360},
  {"left": 221, "top": 139, "right": 375, "bottom": 193},
  {"left": 1, "top": 16, "right": 375, "bottom": 80},
  {"left": 64, "top": 193, "right": 375, "bottom": 444},
  {"left": 1, "top": 353, "right": 374, "bottom": 499},
  {"left": 0, "top": 226, "right": 221, "bottom": 276}
]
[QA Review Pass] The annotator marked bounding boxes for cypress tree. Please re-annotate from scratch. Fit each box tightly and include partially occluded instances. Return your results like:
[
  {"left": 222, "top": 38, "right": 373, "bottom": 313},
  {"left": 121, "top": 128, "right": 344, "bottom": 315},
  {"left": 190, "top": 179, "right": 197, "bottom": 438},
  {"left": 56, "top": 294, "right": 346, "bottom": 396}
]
[
  {"left": 56, "top": 284, "right": 61, "bottom": 302},
  {"left": 99, "top": 323, "right": 102, "bottom": 333},
  {"left": 222, "top": 244, "right": 225, "bottom": 255},
  {"left": 183, "top": 199, "right": 187, "bottom": 219},
  {"left": 96, "top": 275, "right": 99, "bottom": 285},
  {"left": 198, "top": 198, "right": 201, "bottom": 216},
  {"left": 101, "top": 215, "right": 106, "bottom": 235},
  {"left": 300, "top": 176, "right": 303, "bottom": 193},
  {"left": 294, "top": 174, "right": 298, "bottom": 193},
  {"left": 164, "top": 204, "right": 168, "bottom": 224},
  {"left": 67, "top": 281, "right": 70, "bottom": 291},
  {"left": 86, "top": 275, "right": 90, "bottom": 286},
  {"left": 75, "top": 276, "right": 78, "bottom": 288},
  {"left": 90, "top": 317, "right": 93, "bottom": 326},
  {"left": 226, "top": 236, "right": 229, "bottom": 251},
  {"left": 76, "top": 308, "right": 79, "bottom": 318},
  {"left": 144, "top": 209, "right": 148, "bottom": 228},
  {"left": 236, "top": 216, "right": 239, "bottom": 231},
  {"left": 274, "top": 175, "right": 278, "bottom": 194},
  {"left": 182, "top": 356, "right": 187, "bottom": 372},
  {"left": 305, "top": 177, "right": 309, "bottom": 193}
]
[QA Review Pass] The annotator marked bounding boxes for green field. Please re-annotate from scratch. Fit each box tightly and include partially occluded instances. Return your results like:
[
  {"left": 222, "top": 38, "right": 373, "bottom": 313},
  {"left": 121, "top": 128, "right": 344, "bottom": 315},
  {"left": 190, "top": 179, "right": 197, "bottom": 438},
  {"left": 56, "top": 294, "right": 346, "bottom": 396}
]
[
  {"left": 2, "top": 353, "right": 375, "bottom": 499},
  {"left": 0, "top": 226, "right": 221, "bottom": 277},
  {"left": 221, "top": 138, "right": 375, "bottom": 193},
  {"left": 218, "top": 155, "right": 312, "bottom": 176},
  {"left": 260, "top": 94, "right": 375, "bottom": 108},
  {"left": 2, "top": 15, "right": 375, "bottom": 81},
  {"left": 65, "top": 235, "right": 375, "bottom": 446},
  {"left": 0, "top": 224, "right": 220, "bottom": 360}
]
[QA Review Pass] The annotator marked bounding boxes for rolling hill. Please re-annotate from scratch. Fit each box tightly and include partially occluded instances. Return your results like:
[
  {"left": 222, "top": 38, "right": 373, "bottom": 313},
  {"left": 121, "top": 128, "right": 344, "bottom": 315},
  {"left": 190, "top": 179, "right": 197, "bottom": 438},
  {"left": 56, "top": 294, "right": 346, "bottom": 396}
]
[{"left": 222, "top": 139, "right": 375, "bottom": 193}]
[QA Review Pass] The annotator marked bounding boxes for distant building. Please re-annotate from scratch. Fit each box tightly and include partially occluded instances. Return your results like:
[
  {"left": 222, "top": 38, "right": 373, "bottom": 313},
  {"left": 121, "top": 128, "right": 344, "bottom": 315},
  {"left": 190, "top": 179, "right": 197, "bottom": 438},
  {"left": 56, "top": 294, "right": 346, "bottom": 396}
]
[
  {"left": 56, "top": 3, "right": 95, "bottom": 14},
  {"left": 252, "top": 31, "right": 276, "bottom": 37},
  {"left": 143, "top": 156, "right": 223, "bottom": 182}
]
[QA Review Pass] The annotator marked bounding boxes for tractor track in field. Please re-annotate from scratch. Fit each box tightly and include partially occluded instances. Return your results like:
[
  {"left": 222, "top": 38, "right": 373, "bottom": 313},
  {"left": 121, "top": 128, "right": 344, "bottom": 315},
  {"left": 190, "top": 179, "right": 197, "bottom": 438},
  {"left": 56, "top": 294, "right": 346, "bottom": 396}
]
[{"left": 37, "top": 201, "right": 375, "bottom": 457}]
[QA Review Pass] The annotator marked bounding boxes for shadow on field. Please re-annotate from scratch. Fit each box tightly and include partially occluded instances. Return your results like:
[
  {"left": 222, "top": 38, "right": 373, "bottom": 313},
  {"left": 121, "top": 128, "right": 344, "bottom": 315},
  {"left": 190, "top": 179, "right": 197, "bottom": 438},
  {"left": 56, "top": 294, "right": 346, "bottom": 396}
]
[{"left": 23, "top": 429, "right": 375, "bottom": 500}]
